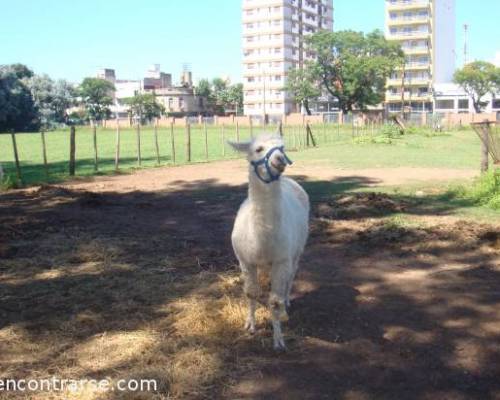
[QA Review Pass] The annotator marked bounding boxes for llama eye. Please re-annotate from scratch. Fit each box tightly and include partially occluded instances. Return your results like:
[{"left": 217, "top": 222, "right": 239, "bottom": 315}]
[{"left": 255, "top": 146, "right": 264, "bottom": 153}]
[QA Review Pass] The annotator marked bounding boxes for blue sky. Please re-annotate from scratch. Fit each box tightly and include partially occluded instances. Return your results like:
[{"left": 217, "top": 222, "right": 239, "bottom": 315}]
[{"left": 1, "top": 0, "right": 498, "bottom": 84}]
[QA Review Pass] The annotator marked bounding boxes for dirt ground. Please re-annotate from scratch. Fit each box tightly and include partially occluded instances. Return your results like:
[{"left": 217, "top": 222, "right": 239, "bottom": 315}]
[{"left": 1, "top": 162, "right": 499, "bottom": 400}]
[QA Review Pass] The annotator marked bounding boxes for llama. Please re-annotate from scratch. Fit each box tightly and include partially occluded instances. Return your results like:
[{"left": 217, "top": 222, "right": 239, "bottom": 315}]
[{"left": 229, "top": 133, "right": 309, "bottom": 350}]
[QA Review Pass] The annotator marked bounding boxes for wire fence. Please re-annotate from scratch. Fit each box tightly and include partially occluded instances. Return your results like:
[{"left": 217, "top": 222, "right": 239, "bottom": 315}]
[{"left": 0, "top": 119, "right": 466, "bottom": 187}]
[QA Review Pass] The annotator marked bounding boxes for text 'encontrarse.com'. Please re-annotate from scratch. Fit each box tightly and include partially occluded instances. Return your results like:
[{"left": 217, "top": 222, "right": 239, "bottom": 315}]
[{"left": 0, "top": 377, "right": 158, "bottom": 393}]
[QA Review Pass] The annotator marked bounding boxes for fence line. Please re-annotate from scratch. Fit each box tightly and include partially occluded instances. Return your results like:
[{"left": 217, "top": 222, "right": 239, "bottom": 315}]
[{"left": 1, "top": 120, "right": 478, "bottom": 185}]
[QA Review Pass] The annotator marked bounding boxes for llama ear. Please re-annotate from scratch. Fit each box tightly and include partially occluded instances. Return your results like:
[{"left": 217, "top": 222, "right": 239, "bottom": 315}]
[{"left": 227, "top": 140, "right": 251, "bottom": 153}]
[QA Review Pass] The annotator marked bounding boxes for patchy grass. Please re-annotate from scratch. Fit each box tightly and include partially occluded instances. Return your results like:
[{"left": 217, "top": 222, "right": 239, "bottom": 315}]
[
  {"left": 1, "top": 125, "right": 482, "bottom": 187},
  {"left": 445, "top": 169, "right": 500, "bottom": 210}
]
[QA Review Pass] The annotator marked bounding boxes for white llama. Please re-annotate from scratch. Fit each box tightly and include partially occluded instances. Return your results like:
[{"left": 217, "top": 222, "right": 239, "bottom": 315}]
[{"left": 229, "top": 133, "right": 310, "bottom": 350}]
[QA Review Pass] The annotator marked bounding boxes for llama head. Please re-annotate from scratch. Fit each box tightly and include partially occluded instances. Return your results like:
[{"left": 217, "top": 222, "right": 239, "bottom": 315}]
[{"left": 229, "top": 134, "right": 292, "bottom": 184}]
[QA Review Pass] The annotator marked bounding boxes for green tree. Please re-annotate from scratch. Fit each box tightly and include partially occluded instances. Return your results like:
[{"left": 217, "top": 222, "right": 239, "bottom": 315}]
[
  {"left": 284, "top": 66, "right": 321, "bottom": 115},
  {"left": 79, "top": 77, "right": 115, "bottom": 122},
  {"left": 28, "top": 74, "right": 76, "bottom": 128},
  {"left": 124, "top": 93, "right": 165, "bottom": 124},
  {"left": 225, "top": 83, "right": 244, "bottom": 114},
  {"left": 306, "top": 30, "right": 404, "bottom": 113},
  {"left": 0, "top": 64, "right": 40, "bottom": 132},
  {"left": 453, "top": 61, "right": 499, "bottom": 113},
  {"left": 194, "top": 78, "right": 212, "bottom": 98}
]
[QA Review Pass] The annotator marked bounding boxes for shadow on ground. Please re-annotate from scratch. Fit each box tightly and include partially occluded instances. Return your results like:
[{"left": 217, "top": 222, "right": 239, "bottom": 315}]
[{"left": 0, "top": 175, "right": 499, "bottom": 399}]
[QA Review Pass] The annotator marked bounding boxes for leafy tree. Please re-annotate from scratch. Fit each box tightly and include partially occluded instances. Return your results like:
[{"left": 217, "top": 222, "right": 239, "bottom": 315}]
[
  {"left": 284, "top": 66, "right": 321, "bottom": 115},
  {"left": 124, "top": 93, "right": 165, "bottom": 124},
  {"left": 306, "top": 29, "right": 404, "bottom": 113},
  {"left": 0, "top": 64, "right": 39, "bottom": 132},
  {"left": 195, "top": 78, "right": 242, "bottom": 115},
  {"left": 194, "top": 79, "right": 212, "bottom": 99},
  {"left": 79, "top": 77, "right": 115, "bottom": 122},
  {"left": 454, "top": 61, "right": 499, "bottom": 113},
  {"left": 225, "top": 83, "right": 244, "bottom": 114},
  {"left": 28, "top": 74, "right": 76, "bottom": 128}
]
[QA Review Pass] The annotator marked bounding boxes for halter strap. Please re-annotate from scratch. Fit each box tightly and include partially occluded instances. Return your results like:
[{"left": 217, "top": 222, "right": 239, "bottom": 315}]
[{"left": 250, "top": 146, "right": 293, "bottom": 184}]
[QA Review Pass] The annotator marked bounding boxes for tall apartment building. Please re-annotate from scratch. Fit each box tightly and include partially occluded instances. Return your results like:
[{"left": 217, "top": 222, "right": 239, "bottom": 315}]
[
  {"left": 242, "top": 0, "right": 333, "bottom": 119},
  {"left": 385, "top": 0, "right": 455, "bottom": 113}
]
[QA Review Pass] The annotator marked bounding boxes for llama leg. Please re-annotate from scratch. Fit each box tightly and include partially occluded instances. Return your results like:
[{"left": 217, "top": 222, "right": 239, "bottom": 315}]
[
  {"left": 270, "top": 261, "right": 290, "bottom": 350},
  {"left": 285, "top": 259, "right": 300, "bottom": 307},
  {"left": 244, "top": 298, "right": 257, "bottom": 334},
  {"left": 242, "top": 264, "right": 258, "bottom": 333}
]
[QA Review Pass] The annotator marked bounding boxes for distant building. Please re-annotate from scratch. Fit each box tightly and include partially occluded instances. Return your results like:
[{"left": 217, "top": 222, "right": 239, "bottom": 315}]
[
  {"left": 242, "top": 0, "right": 334, "bottom": 119},
  {"left": 97, "top": 65, "right": 208, "bottom": 118},
  {"left": 433, "top": 83, "right": 500, "bottom": 114},
  {"left": 385, "top": 0, "right": 456, "bottom": 113}
]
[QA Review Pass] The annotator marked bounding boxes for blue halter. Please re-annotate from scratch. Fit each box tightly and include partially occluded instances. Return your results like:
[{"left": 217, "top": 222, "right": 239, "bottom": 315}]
[{"left": 250, "top": 146, "right": 293, "bottom": 184}]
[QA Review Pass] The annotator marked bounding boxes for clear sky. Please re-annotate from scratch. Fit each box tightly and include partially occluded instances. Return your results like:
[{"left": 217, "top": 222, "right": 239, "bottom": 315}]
[{"left": 1, "top": 1, "right": 498, "bottom": 84}]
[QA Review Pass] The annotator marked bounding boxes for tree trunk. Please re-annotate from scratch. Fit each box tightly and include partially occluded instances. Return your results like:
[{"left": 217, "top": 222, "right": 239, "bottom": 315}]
[{"left": 304, "top": 100, "right": 312, "bottom": 115}]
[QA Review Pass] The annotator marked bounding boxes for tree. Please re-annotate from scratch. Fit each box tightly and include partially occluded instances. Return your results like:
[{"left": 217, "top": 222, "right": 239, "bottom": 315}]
[
  {"left": 194, "top": 79, "right": 212, "bottom": 99},
  {"left": 79, "top": 78, "right": 115, "bottom": 122},
  {"left": 195, "top": 78, "right": 243, "bottom": 115},
  {"left": 28, "top": 74, "right": 76, "bottom": 128},
  {"left": 306, "top": 30, "right": 404, "bottom": 113},
  {"left": 0, "top": 64, "right": 40, "bottom": 132},
  {"left": 225, "top": 83, "right": 244, "bottom": 114},
  {"left": 453, "top": 61, "right": 499, "bottom": 113},
  {"left": 284, "top": 66, "right": 320, "bottom": 115},
  {"left": 123, "top": 93, "right": 165, "bottom": 124}
]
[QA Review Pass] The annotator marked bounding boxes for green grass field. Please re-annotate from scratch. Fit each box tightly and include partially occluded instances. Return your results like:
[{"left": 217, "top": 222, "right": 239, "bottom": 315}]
[{"left": 0, "top": 123, "right": 483, "bottom": 187}]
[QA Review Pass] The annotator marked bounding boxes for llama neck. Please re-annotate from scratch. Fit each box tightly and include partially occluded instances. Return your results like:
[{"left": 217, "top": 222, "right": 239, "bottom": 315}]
[{"left": 248, "top": 170, "right": 282, "bottom": 227}]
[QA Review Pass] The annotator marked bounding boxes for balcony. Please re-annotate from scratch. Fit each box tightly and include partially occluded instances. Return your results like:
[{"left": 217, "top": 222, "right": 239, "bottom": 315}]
[
  {"left": 402, "top": 46, "right": 430, "bottom": 55},
  {"left": 387, "top": 77, "right": 431, "bottom": 86},
  {"left": 388, "top": 31, "right": 430, "bottom": 40},
  {"left": 385, "top": 92, "right": 431, "bottom": 101},
  {"left": 395, "top": 62, "right": 431, "bottom": 71},
  {"left": 387, "top": 16, "right": 430, "bottom": 26},
  {"left": 386, "top": 1, "right": 430, "bottom": 11}
]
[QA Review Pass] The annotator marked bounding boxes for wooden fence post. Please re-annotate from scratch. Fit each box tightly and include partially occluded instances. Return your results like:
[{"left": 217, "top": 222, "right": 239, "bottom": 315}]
[
  {"left": 204, "top": 121, "right": 208, "bottom": 160},
  {"left": 115, "top": 120, "right": 120, "bottom": 171},
  {"left": 69, "top": 126, "right": 76, "bottom": 176},
  {"left": 306, "top": 123, "right": 316, "bottom": 147},
  {"left": 92, "top": 122, "right": 98, "bottom": 171},
  {"left": 40, "top": 130, "right": 49, "bottom": 178},
  {"left": 186, "top": 123, "right": 191, "bottom": 162},
  {"left": 154, "top": 120, "right": 160, "bottom": 165},
  {"left": 305, "top": 123, "right": 309, "bottom": 147},
  {"left": 480, "top": 122, "right": 490, "bottom": 173},
  {"left": 278, "top": 121, "right": 283, "bottom": 137},
  {"left": 136, "top": 123, "right": 141, "bottom": 166},
  {"left": 10, "top": 132, "right": 22, "bottom": 183},
  {"left": 170, "top": 122, "right": 176, "bottom": 164},
  {"left": 249, "top": 119, "right": 254, "bottom": 138},
  {"left": 236, "top": 121, "right": 240, "bottom": 142},
  {"left": 222, "top": 124, "right": 225, "bottom": 157}
]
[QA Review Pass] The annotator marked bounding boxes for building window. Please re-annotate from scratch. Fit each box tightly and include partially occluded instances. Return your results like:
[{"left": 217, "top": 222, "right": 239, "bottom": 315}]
[
  {"left": 458, "top": 99, "right": 469, "bottom": 109},
  {"left": 435, "top": 100, "right": 454, "bottom": 110},
  {"left": 493, "top": 99, "right": 500, "bottom": 109},
  {"left": 274, "top": 47, "right": 281, "bottom": 53},
  {"left": 275, "top": 75, "right": 281, "bottom": 81},
  {"left": 246, "top": 36, "right": 254, "bottom": 42},
  {"left": 247, "top": 77, "right": 255, "bottom": 82}
]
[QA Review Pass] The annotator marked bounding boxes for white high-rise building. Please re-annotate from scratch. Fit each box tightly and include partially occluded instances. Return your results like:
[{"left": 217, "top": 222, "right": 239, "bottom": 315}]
[
  {"left": 385, "top": 0, "right": 456, "bottom": 113},
  {"left": 242, "top": 0, "right": 333, "bottom": 119}
]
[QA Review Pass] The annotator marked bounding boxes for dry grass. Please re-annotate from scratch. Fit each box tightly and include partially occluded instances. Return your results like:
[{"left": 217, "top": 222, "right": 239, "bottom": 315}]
[{"left": 0, "top": 233, "right": 276, "bottom": 400}]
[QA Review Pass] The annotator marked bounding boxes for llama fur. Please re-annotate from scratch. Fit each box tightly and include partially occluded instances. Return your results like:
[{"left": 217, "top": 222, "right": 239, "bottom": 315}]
[{"left": 229, "top": 134, "right": 309, "bottom": 349}]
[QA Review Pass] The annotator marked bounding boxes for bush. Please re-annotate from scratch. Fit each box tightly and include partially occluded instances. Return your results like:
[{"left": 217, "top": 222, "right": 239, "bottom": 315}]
[
  {"left": 448, "top": 169, "right": 500, "bottom": 210},
  {"left": 379, "top": 124, "right": 402, "bottom": 138}
]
